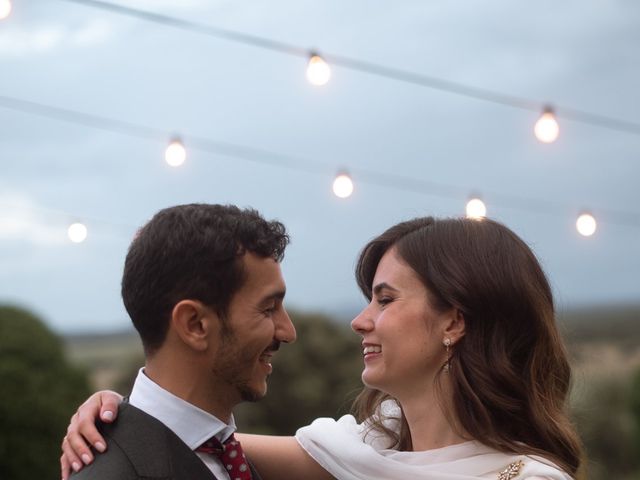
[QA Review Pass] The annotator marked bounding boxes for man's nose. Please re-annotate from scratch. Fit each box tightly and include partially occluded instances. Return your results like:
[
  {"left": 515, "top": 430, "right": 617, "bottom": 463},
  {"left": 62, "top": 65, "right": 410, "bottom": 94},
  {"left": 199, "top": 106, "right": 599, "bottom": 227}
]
[{"left": 275, "top": 307, "right": 296, "bottom": 343}]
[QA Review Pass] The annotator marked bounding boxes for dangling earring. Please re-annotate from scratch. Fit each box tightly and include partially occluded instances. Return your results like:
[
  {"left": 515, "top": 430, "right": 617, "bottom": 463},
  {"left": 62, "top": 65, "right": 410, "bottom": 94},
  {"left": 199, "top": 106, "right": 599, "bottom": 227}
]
[{"left": 443, "top": 338, "right": 452, "bottom": 373}]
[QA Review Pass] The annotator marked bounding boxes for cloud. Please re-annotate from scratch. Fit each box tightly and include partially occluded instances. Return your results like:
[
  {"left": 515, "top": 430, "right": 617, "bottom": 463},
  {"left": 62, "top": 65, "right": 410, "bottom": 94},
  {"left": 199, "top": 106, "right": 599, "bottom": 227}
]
[
  {"left": 70, "top": 19, "right": 113, "bottom": 47},
  {"left": 0, "top": 20, "right": 114, "bottom": 57},
  {"left": 0, "top": 25, "right": 63, "bottom": 56},
  {"left": 128, "top": 0, "right": 215, "bottom": 8},
  {"left": 0, "top": 192, "right": 67, "bottom": 246}
]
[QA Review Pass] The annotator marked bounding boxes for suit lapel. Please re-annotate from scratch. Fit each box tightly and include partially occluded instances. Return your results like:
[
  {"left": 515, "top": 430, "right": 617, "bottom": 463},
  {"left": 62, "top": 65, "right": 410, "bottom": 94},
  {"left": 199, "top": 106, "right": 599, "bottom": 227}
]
[{"left": 109, "top": 402, "right": 216, "bottom": 479}]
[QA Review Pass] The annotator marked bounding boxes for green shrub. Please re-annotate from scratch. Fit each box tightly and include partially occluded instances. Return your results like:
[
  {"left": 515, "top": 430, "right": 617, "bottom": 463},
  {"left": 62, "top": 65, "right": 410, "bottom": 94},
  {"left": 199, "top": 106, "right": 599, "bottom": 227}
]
[{"left": 0, "top": 305, "right": 91, "bottom": 480}]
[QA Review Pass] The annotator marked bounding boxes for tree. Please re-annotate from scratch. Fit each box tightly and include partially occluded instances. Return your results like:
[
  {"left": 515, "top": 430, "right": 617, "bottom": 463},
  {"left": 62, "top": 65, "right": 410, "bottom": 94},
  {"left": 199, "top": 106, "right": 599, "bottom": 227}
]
[
  {"left": 572, "top": 372, "right": 638, "bottom": 479},
  {"left": 0, "top": 305, "right": 91, "bottom": 480},
  {"left": 630, "top": 367, "right": 640, "bottom": 462}
]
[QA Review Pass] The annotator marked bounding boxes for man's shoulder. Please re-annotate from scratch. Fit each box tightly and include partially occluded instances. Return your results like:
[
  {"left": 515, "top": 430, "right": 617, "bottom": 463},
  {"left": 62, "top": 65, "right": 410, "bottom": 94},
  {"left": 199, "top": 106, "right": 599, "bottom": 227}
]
[
  {"left": 72, "top": 403, "right": 216, "bottom": 480},
  {"left": 103, "top": 402, "right": 169, "bottom": 438},
  {"left": 70, "top": 403, "right": 159, "bottom": 480},
  {"left": 71, "top": 438, "right": 137, "bottom": 480}
]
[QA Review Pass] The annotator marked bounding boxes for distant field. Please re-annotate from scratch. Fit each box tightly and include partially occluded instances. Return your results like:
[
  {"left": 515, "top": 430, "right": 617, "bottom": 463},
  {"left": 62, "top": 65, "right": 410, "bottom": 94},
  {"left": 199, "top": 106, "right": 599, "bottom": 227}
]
[
  {"left": 559, "top": 303, "right": 640, "bottom": 348},
  {"left": 62, "top": 304, "right": 640, "bottom": 390},
  {"left": 64, "top": 330, "right": 142, "bottom": 389},
  {"left": 559, "top": 304, "right": 640, "bottom": 375}
]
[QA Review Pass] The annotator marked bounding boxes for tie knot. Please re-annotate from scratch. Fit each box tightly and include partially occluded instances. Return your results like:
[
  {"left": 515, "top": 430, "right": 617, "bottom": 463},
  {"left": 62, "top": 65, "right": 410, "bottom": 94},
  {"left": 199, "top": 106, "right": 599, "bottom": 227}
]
[
  {"left": 196, "top": 435, "right": 225, "bottom": 455},
  {"left": 196, "top": 433, "right": 252, "bottom": 479},
  {"left": 224, "top": 433, "right": 239, "bottom": 448}
]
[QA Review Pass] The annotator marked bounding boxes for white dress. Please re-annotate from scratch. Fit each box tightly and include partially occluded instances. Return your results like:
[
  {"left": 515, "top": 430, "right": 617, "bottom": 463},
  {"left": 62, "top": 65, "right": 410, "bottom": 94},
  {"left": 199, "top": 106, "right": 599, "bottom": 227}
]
[{"left": 295, "top": 401, "right": 572, "bottom": 480}]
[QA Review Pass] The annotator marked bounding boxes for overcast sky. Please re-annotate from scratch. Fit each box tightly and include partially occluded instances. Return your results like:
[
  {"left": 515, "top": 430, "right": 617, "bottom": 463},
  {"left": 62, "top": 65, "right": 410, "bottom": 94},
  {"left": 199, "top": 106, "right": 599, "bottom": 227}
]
[{"left": 1, "top": 0, "right": 639, "bottom": 333}]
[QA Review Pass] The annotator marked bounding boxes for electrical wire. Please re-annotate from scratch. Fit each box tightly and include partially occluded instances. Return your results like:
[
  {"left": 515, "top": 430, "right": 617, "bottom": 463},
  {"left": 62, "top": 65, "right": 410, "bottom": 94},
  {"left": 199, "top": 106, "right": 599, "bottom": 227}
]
[
  {"left": 1, "top": 94, "right": 638, "bottom": 229},
  {"left": 57, "top": 0, "right": 640, "bottom": 137}
]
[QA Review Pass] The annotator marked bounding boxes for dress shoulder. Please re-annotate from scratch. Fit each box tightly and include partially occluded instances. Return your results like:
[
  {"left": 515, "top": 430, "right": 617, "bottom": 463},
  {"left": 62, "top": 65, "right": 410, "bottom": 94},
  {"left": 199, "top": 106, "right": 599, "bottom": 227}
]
[{"left": 296, "top": 412, "right": 573, "bottom": 480}]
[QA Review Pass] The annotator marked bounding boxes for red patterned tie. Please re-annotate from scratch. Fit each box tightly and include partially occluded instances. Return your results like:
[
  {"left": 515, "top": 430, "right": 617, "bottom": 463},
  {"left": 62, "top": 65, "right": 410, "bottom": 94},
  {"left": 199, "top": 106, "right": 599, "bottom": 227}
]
[{"left": 196, "top": 433, "right": 252, "bottom": 480}]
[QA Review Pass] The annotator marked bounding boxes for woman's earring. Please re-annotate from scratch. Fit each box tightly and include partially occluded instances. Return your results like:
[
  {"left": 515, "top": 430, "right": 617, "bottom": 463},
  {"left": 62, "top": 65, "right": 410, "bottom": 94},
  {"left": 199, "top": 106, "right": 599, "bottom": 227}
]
[{"left": 443, "top": 338, "right": 452, "bottom": 373}]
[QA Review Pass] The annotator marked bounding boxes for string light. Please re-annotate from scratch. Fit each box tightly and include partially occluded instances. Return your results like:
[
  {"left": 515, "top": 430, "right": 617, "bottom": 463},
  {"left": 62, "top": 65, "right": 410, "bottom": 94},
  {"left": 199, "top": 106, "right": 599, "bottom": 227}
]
[
  {"left": 306, "top": 52, "right": 331, "bottom": 86},
  {"left": 67, "top": 222, "right": 88, "bottom": 243},
  {"left": 332, "top": 171, "right": 354, "bottom": 198},
  {"left": 466, "top": 197, "right": 487, "bottom": 220},
  {"left": 1, "top": 94, "right": 639, "bottom": 231},
  {"left": 534, "top": 106, "right": 560, "bottom": 143},
  {"left": 53, "top": 0, "right": 640, "bottom": 139},
  {"left": 165, "top": 137, "right": 186, "bottom": 167},
  {"left": 0, "top": 0, "right": 11, "bottom": 20},
  {"left": 55, "top": 0, "right": 640, "bottom": 138},
  {"left": 576, "top": 212, "right": 597, "bottom": 237}
]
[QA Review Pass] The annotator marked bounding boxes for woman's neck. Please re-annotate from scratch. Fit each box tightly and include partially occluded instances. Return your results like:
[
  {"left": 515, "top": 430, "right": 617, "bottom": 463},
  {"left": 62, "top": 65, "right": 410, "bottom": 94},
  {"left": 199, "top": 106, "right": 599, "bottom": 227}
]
[{"left": 398, "top": 381, "right": 470, "bottom": 451}]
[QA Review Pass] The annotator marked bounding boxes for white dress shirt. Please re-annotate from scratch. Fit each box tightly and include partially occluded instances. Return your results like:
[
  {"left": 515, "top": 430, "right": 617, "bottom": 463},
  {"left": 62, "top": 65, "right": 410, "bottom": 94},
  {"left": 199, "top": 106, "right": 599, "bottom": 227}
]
[{"left": 129, "top": 368, "right": 236, "bottom": 480}]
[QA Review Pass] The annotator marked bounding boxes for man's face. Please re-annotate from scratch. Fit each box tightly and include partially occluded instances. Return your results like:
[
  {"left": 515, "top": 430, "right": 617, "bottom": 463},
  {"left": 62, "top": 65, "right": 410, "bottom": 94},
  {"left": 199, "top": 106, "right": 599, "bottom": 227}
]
[{"left": 210, "top": 252, "right": 296, "bottom": 403}]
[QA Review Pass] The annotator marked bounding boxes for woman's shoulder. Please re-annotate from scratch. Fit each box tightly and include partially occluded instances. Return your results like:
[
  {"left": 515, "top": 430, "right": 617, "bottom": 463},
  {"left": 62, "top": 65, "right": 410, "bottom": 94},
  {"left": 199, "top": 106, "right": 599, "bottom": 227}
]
[
  {"left": 296, "top": 416, "right": 573, "bottom": 480},
  {"left": 516, "top": 455, "right": 573, "bottom": 480},
  {"left": 467, "top": 444, "right": 571, "bottom": 480}
]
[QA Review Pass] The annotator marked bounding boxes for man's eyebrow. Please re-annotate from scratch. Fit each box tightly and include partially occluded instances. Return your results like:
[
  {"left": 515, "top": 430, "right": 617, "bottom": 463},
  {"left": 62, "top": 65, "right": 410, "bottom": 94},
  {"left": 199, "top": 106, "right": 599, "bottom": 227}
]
[
  {"left": 372, "top": 282, "right": 398, "bottom": 295},
  {"left": 261, "top": 289, "right": 286, "bottom": 302}
]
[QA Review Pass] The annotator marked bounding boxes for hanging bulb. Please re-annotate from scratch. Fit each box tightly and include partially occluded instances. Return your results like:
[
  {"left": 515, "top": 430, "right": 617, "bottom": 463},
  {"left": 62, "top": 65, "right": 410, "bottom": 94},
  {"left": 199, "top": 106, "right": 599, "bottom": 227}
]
[
  {"left": 466, "top": 197, "right": 486, "bottom": 220},
  {"left": 0, "top": 0, "right": 11, "bottom": 20},
  {"left": 576, "top": 212, "right": 597, "bottom": 237},
  {"left": 332, "top": 171, "right": 354, "bottom": 198},
  {"left": 68, "top": 222, "right": 88, "bottom": 243},
  {"left": 534, "top": 106, "right": 560, "bottom": 143},
  {"left": 165, "top": 137, "right": 186, "bottom": 167},
  {"left": 306, "top": 52, "right": 331, "bottom": 86}
]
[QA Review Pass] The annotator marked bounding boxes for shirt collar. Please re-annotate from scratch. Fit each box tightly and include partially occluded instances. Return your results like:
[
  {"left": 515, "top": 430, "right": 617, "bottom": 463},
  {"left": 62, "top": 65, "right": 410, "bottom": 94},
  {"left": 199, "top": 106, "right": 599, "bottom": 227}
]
[{"left": 128, "top": 368, "right": 236, "bottom": 450}]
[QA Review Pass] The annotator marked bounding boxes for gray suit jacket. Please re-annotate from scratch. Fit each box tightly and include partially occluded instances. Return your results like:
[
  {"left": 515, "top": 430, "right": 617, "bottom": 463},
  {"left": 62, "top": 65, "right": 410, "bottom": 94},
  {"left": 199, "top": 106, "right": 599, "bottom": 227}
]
[{"left": 72, "top": 402, "right": 262, "bottom": 480}]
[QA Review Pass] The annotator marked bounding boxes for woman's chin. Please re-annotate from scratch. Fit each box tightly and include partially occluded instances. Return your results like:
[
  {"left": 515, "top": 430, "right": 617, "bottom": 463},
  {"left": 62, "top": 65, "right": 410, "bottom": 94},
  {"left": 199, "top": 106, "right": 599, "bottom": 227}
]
[{"left": 361, "top": 371, "right": 384, "bottom": 390}]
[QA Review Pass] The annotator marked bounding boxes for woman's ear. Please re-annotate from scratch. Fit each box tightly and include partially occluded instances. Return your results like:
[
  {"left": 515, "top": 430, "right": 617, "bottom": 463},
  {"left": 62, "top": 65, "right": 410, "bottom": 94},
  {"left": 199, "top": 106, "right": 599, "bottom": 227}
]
[
  {"left": 443, "top": 308, "right": 466, "bottom": 345},
  {"left": 171, "top": 300, "right": 215, "bottom": 352}
]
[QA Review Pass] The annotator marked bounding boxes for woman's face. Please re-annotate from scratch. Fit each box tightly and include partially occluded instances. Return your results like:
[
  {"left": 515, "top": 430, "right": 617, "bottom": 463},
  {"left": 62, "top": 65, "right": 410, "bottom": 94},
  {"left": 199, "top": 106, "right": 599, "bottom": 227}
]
[{"left": 351, "top": 247, "right": 454, "bottom": 399}]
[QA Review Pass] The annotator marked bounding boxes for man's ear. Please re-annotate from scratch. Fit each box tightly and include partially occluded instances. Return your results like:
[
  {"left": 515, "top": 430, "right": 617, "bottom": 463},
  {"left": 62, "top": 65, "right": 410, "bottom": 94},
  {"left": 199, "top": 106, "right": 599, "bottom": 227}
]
[
  {"left": 171, "top": 300, "right": 215, "bottom": 352},
  {"left": 443, "top": 308, "right": 466, "bottom": 345}
]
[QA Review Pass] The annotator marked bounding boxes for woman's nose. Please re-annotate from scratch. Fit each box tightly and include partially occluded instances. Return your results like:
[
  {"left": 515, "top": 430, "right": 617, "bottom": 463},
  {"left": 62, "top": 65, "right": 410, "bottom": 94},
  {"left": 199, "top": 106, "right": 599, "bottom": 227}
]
[{"left": 351, "top": 303, "right": 374, "bottom": 334}]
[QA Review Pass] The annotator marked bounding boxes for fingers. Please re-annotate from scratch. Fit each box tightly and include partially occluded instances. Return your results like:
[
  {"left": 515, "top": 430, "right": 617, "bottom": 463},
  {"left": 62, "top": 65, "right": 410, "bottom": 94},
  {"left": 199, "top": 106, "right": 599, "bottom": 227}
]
[
  {"left": 74, "top": 395, "right": 111, "bottom": 454},
  {"left": 98, "top": 390, "right": 123, "bottom": 423},
  {"left": 61, "top": 433, "right": 84, "bottom": 478},
  {"left": 59, "top": 390, "right": 124, "bottom": 478},
  {"left": 61, "top": 451, "right": 74, "bottom": 480},
  {"left": 60, "top": 451, "right": 69, "bottom": 480}
]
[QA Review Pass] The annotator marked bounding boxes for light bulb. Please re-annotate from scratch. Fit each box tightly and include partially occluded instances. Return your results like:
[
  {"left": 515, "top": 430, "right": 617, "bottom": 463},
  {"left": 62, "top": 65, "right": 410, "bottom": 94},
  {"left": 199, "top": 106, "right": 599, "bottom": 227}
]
[
  {"left": 576, "top": 213, "right": 596, "bottom": 237},
  {"left": 0, "top": 0, "right": 11, "bottom": 20},
  {"left": 306, "top": 53, "right": 331, "bottom": 86},
  {"left": 68, "top": 222, "right": 88, "bottom": 243},
  {"left": 534, "top": 106, "right": 560, "bottom": 143},
  {"left": 332, "top": 172, "right": 354, "bottom": 198},
  {"left": 466, "top": 198, "right": 486, "bottom": 219},
  {"left": 165, "top": 137, "right": 186, "bottom": 167}
]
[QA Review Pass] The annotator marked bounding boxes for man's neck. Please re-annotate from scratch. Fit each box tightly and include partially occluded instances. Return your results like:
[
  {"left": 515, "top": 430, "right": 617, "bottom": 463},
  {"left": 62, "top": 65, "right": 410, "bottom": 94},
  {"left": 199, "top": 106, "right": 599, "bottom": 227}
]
[{"left": 144, "top": 355, "right": 235, "bottom": 423}]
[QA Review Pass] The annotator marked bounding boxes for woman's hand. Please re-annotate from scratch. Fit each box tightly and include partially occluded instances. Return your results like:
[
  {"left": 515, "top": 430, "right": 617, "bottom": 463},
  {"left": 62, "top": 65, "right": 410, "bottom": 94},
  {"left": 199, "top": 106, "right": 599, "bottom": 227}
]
[{"left": 60, "top": 390, "right": 124, "bottom": 480}]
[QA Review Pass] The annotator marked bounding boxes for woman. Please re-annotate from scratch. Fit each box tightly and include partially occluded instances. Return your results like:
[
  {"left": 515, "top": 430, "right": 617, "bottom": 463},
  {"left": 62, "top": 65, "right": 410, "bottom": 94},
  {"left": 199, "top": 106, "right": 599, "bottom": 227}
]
[{"left": 61, "top": 217, "right": 583, "bottom": 479}]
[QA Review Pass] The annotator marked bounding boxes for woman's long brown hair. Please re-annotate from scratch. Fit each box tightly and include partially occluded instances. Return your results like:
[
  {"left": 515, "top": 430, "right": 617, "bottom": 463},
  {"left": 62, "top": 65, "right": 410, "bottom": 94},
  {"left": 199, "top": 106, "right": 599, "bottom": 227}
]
[{"left": 352, "top": 217, "right": 583, "bottom": 476}]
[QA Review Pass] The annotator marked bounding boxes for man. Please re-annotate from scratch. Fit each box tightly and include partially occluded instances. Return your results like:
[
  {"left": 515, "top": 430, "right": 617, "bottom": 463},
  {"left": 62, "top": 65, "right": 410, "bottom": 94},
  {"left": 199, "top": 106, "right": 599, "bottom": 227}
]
[{"left": 66, "top": 204, "right": 296, "bottom": 479}]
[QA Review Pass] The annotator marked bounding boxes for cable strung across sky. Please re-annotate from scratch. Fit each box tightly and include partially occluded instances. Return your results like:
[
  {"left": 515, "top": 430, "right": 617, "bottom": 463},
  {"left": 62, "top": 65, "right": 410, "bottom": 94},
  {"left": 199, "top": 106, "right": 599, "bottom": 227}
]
[
  {"left": 55, "top": 0, "right": 640, "bottom": 137},
  {"left": 1, "top": 93, "right": 638, "bottom": 233}
]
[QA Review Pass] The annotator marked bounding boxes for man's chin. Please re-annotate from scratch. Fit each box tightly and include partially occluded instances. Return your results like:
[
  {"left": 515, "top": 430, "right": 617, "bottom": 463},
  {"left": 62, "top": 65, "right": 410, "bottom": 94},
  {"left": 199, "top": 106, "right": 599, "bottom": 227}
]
[{"left": 239, "top": 384, "right": 267, "bottom": 403}]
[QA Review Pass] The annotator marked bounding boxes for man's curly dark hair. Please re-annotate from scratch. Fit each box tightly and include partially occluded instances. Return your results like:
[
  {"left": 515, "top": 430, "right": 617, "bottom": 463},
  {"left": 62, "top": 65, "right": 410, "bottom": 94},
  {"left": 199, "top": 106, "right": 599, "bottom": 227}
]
[{"left": 121, "top": 203, "right": 289, "bottom": 354}]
